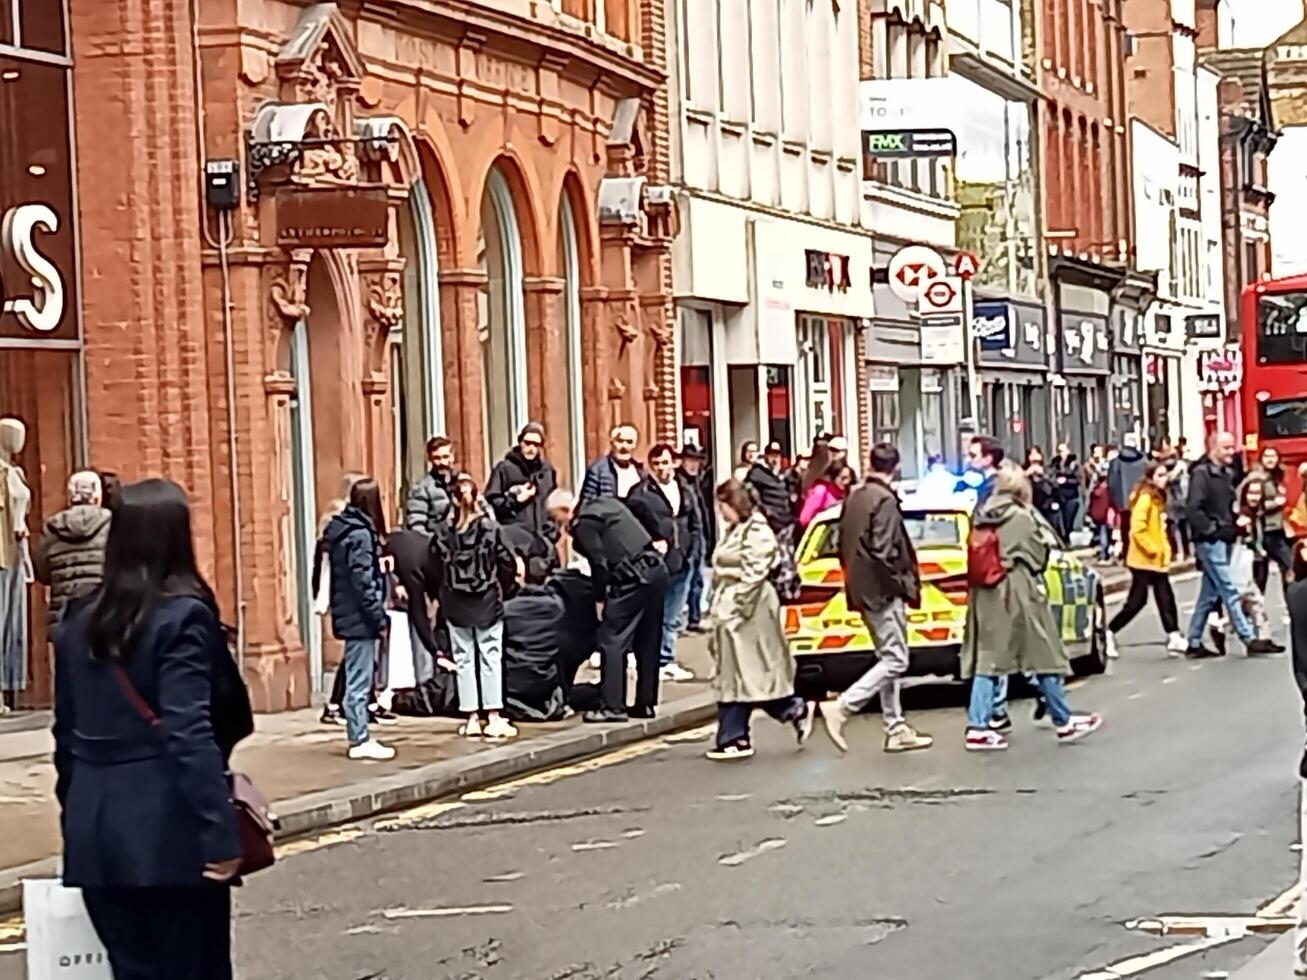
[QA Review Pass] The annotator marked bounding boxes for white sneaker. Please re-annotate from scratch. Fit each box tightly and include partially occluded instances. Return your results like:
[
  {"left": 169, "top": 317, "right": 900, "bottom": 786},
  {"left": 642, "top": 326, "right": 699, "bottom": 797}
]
[
  {"left": 483, "top": 717, "right": 518, "bottom": 740},
  {"left": 1106, "top": 632, "right": 1120, "bottom": 659},
  {"left": 348, "top": 739, "right": 396, "bottom": 761},
  {"left": 659, "top": 662, "right": 695, "bottom": 682},
  {"left": 626, "top": 653, "right": 637, "bottom": 671},
  {"left": 1166, "top": 632, "right": 1187, "bottom": 656},
  {"left": 821, "top": 699, "right": 851, "bottom": 752},
  {"left": 588, "top": 652, "right": 601, "bottom": 670}
]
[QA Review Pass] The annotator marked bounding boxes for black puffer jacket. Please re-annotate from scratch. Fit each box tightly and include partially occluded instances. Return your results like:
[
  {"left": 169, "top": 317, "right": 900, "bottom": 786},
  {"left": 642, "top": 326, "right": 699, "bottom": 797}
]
[
  {"left": 745, "top": 461, "right": 794, "bottom": 533},
  {"left": 485, "top": 449, "right": 558, "bottom": 540},
  {"left": 323, "top": 506, "right": 387, "bottom": 640},
  {"left": 34, "top": 505, "right": 111, "bottom": 627}
]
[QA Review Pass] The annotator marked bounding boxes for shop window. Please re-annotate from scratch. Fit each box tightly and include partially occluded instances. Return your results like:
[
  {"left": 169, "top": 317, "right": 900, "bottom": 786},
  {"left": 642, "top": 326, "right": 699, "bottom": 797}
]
[
  {"left": 478, "top": 168, "right": 528, "bottom": 464},
  {"left": 871, "top": 389, "right": 900, "bottom": 446},
  {"left": 920, "top": 368, "right": 945, "bottom": 463},
  {"left": 678, "top": 309, "right": 714, "bottom": 460},
  {"left": 765, "top": 366, "right": 795, "bottom": 460},
  {"left": 0, "top": 348, "right": 82, "bottom": 706}
]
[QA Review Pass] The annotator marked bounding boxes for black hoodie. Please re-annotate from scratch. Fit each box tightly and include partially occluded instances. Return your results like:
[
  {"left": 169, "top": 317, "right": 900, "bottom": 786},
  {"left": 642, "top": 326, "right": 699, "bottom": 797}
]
[{"left": 485, "top": 448, "right": 559, "bottom": 540}]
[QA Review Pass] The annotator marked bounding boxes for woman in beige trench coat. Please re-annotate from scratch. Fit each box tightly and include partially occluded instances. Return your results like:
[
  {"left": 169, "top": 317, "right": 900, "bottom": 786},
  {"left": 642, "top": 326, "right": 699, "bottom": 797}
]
[{"left": 705, "top": 481, "right": 812, "bottom": 761}]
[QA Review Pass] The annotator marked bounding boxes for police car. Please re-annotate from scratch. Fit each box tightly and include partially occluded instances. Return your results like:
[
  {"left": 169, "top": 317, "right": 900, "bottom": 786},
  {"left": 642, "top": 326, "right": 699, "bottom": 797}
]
[{"left": 783, "top": 485, "right": 1108, "bottom": 700}]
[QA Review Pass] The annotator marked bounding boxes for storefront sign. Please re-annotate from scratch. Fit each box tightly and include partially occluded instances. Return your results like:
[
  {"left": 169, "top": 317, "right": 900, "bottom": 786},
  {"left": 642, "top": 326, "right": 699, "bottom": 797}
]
[
  {"left": 976, "top": 300, "right": 1047, "bottom": 368},
  {"left": 1114, "top": 308, "right": 1142, "bottom": 354},
  {"left": 804, "top": 249, "right": 852, "bottom": 293},
  {"left": 862, "top": 129, "right": 957, "bottom": 160},
  {"left": 1197, "top": 347, "right": 1244, "bottom": 393},
  {"left": 1060, "top": 312, "right": 1110, "bottom": 373},
  {"left": 973, "top": 302, "right": 1011, "bottom": 351},
  {"left": 0, "top": 58, "right": 79, "bottom": 344},
  {"left": 921, "top": 322, "right": 966, "bottom": 365},
  {"left": 276, "top": 187, "right": 390, "bottom": 249},
  {"left": 1185, "top": 313, "right": 1222, "bottom": 339},
  {"left": 866, "top": 364, "right": 899, "bottom": 392}
]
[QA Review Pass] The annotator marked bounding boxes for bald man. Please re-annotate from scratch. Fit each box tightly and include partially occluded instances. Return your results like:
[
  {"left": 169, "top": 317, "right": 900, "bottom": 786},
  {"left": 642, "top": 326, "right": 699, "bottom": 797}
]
[{"left": 1184, "top": 432, "right": 1276, "bottom": 656}]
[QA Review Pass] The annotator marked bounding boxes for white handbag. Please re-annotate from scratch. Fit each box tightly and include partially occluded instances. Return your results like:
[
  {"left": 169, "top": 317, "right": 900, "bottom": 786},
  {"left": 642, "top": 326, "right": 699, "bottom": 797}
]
[{"left": 23, "top": 878, "right": 111, "bottom": 980}]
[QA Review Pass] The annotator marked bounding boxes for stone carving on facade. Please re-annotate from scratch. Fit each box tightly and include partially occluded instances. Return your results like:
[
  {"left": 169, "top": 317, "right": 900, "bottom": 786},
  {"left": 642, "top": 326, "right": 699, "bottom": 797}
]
[
  {"left": 269, "top": 252, "right": 313, "bottom": 323},
  {"left": 365, "top": 271, "right": 404, "bottom": 331}
]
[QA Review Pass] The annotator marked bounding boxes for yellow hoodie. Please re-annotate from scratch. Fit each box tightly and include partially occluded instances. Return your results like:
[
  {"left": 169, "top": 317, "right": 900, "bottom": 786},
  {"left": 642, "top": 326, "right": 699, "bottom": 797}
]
[{"left": 1126, "top": 487, "right": 1171, "bottom": 572}]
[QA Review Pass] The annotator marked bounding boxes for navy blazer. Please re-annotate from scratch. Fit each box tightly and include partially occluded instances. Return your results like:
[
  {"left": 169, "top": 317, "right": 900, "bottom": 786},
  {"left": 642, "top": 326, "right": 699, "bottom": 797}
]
[{"left": 53, "top": 596, "right": 251, "bottom": 889}]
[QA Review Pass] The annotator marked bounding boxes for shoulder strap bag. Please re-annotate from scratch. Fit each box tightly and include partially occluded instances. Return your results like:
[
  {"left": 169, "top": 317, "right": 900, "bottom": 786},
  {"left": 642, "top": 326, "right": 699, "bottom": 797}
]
[{"left": 112, "top": 665, "right": 278, "bottom": 878}]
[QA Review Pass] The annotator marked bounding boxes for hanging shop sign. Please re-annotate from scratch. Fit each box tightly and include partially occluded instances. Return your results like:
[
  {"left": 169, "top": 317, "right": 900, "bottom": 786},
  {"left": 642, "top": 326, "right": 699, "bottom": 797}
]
[
  {"left": 861, "top": 129, "right": 957, "bottom": 161},
  {"left": 1185, "top": 313, "right": 1222, "bottom": 339},
  {"left": 1197, "top": 347, "right": 1243, "bottom": 393},
  {"left": 886, "top": 244, "right": 946, "bottom": 303},
  {"left": 804, "top": 249, "right": 852, "bottom": 293},
  {"left": 0, "top": 57, "right": 79, "bottom": 344},
  {"left": 276, "top": 187, "right": 390, "bottom": 249},
  {"left": 973, "top": 302, "right": 1012, "bottom": 351}
]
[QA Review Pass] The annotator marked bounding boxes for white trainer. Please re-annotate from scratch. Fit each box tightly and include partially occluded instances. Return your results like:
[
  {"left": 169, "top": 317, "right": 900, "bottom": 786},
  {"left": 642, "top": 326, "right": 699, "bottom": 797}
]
[
  {"left": 348, "top": 739, "right": 397, "bottom": 761},
  {"left": 1166, "top": 632, "right": 1187, "bottom": 656},
  {"left": 660, "top": 663, "right": 695, "bottom": 682},
  {"left": 1106, "top": 632, "right": 1120, "bottom": 659}
]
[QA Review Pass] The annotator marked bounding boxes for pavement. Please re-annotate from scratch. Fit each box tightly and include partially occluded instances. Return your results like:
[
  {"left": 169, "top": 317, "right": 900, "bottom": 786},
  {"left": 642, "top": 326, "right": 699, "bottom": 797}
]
[
  {"left": 1232, "top": 933, "right": 1296, "bottom": 978},
  {"left": 6, "top": 566, "right": 1299, "bottom": 980}
]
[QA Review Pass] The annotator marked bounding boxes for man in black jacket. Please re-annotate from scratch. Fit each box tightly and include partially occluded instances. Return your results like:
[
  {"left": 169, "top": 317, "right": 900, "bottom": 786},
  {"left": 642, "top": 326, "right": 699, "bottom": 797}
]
[
  {"left": 383, "top": 529, "right": 444, "bottom": 684},
  {"left": 485, "top": 422, "right": 559, "bottom": 543},
  {"left": 822, "top": 444, "right": 933, "bottom": 755},
  {"left": 678, "top": 445, "right": 715, "bottom": 633},
  {"left": 1184, "top": 431, "right": 1272, "bottom": 656},
  {"left": 628, "top": 444, "right": 703, "bottom": 682},
  {"left": 745, "top": 442, "right": 794, "bottom": 534},
  {"left": 548, "top": 489, "right": 668, "bottom": 722}
]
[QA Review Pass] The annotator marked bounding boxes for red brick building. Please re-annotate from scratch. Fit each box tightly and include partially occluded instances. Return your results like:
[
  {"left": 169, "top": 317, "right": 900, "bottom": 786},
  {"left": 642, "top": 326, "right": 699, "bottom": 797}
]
[
  {"left": 7, "top": 0, "right": 678, "bottom": 709},
  {"left": 1036, "top": 0, "right": 1150, "bottom": 452}
]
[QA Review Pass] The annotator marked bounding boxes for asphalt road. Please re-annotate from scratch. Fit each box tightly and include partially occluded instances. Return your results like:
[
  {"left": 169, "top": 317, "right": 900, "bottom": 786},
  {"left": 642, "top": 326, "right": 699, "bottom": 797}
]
[{"left": 7, "top": 573, "right": 1305, "bottom": 980}]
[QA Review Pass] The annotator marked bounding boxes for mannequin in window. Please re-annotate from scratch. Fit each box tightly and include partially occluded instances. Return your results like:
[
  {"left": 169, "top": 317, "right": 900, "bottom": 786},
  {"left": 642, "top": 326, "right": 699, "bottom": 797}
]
[{"left": 0, "top": 418, "right": 31, "bottom": 711}]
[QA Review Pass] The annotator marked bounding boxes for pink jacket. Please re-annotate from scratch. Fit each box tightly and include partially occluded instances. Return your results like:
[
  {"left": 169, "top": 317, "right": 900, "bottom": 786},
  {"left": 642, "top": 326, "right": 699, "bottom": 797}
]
[{"left": 798, "top": 480, "right": 846, "bottom": 528}]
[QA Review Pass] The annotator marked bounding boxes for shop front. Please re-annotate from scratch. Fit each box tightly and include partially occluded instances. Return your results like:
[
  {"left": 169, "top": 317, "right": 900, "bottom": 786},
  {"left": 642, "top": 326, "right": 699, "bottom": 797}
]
[
  {"left": 1143, "top": 310, "right": 1186, "bottom": 447},
  {"left": 1196, "top": 346, "right": 1244, "bottom": 439},
  {"left": 1055, "top": 310, "right": 1111, "bottom": 459},
  {"left": 0, "top": 1, "right": 83, "bottom": 707},
  {"left": 1110, "top": 306, "right": 1145, "bottom": 447},
  {"left": 973, "top": 298, "right": 1050, "bottom": 461}
]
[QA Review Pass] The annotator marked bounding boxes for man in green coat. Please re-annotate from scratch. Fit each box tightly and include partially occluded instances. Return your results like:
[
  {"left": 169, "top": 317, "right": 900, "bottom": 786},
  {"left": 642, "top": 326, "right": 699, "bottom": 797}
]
[{"left": 962, "top": 464, "right": 1103, "bottom": 751}]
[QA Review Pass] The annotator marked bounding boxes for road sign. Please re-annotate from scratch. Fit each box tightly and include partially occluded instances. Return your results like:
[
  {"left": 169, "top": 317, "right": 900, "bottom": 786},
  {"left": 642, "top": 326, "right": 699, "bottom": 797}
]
[
  {"left": 887, "top": 245, "right": 946, "bottom": 303},
  {"left": 920, "top": 278, "right": 961, "bottom": 315},
  {"left": 953, "top": 251, "right": 982, "bottom": 280},
  {"left": 921, "top": 322, "right": 966, "bottom": 365},
  {"left": 862, "top": 129, "right": 958, "bottom": 159}
]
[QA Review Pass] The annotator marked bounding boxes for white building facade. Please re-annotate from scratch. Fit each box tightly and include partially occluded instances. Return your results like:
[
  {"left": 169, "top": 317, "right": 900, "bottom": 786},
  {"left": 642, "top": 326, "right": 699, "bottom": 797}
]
[{"left": 669, "top": 0, "right": 869, "bottom": 472}]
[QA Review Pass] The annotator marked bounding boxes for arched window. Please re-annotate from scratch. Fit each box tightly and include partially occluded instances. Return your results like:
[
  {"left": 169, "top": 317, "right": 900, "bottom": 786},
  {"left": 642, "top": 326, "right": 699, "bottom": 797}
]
[
  {"left": 395, "top": 177, "right": 443, "bottom": 492},
  {"left": 478, "top": 168, "right": 528, "bottom": 463},
  {"left": 559, "top": 194, "right": 586, "bottom": 487}
]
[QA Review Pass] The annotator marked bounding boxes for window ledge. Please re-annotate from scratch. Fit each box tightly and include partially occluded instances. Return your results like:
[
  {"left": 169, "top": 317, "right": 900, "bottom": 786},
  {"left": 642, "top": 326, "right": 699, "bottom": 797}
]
[
  {"left": 781, "top": 139, "right": 806, "bottom": 157},
  {"left": 685, "top": 106, "right": 715, "bottom": 127},
  {"left": 752, "top": 130, "right": 777, "bottom": 147},
  {"left": 862, "top": 180, "right": 960, "bottom": 221},
  {"left": 811, "top": 148, "right": 833, "bottom": 165},
  {"left": 720, "top": 119, "right": 748, "bottom": 137}
]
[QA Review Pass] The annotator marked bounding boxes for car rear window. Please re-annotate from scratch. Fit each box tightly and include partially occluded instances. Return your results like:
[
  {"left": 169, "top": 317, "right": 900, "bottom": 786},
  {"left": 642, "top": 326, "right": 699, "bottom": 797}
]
[{"left": 811, "top": 511, "right": 963, "bottom": 559}]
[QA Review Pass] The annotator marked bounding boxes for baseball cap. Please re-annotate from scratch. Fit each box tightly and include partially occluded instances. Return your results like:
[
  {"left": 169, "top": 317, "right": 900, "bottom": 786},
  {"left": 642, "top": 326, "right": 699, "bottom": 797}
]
[
  {"left": 764, "top": 441, "right": 783, "bottom": 455},
  {"left": 829, "top": 436, "right": 849, "bottom": 452}
]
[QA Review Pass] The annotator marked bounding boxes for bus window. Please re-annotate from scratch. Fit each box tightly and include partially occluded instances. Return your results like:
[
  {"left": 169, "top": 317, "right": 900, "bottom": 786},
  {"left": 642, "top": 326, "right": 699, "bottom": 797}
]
[
  {"left": 1261, "top": 397, "right": 1307, "bottom": 439},
  {"left": 1258, "top": 292, "right": 1307, "bottom": 364}
]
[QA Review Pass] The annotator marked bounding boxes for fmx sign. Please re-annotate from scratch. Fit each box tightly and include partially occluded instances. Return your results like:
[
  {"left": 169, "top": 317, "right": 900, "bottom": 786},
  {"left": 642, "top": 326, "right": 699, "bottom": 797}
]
[{"left": 862, "top": 129, "right": 957, "bottom": 162}]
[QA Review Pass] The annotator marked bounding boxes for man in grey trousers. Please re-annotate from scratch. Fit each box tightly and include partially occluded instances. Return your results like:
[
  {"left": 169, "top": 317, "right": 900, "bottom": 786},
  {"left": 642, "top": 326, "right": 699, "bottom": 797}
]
[{"left": 822, "top": 443, "right": 934, "bottom": 753}]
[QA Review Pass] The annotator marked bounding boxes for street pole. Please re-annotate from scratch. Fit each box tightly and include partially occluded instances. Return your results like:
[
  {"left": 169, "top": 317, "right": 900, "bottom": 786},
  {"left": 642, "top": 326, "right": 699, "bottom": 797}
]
[{"left": 963, "top": 278, "right": 980, "bottom": 433}]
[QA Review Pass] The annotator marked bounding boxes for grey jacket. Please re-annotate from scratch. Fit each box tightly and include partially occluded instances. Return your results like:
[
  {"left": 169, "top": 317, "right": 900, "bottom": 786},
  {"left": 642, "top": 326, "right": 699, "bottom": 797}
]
[
  {"left": 404, "top": 469, "right": 453, "bottom": 535},
  {"left": 34, "top": 505, "right": 111, "bottom": 627}
]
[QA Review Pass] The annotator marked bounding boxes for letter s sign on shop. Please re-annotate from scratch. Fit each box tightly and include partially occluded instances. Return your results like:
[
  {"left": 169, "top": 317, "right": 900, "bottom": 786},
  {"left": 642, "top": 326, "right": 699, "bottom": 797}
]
[{"left": 1, "top": 203, "right": 65, "bottom": 333}]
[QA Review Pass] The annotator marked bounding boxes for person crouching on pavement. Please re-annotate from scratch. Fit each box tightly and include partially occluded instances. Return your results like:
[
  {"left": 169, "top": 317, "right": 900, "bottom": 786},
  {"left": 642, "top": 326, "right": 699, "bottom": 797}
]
[
  {"left": 821, "top": 443, "right": 933, "bottom": 754},
  {"left": 431, "top": 473, "right": 520, "bottom": 740},
  {"left": 1105, "top": 461, "right": 1185, "bottom": 658},
  {"left": 547, "top": 488, "right": 668, "bottom": 722},
  {"left": 962, "top": 463, "right": 1103, "bottom": 751},
  {"left": 704, "top": 480, "right": 810, "bottom": 760}
]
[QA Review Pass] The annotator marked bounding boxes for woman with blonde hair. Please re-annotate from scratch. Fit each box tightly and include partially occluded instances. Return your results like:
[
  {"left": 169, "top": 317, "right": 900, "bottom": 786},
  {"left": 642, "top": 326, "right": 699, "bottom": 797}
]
[
  {"left": 1105, "top": 461, "right": 1185, "bottom": 657},
  {"left": 963, "top": 462, "right": 1102, "bottom": 751}
]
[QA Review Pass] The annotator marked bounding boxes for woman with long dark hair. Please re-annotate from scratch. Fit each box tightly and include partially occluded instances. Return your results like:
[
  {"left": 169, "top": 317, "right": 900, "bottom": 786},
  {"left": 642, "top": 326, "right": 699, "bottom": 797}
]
[
  {"left": 1255, "top": 446, "right": 1294, "bottom": 597},
  {"left": 797, "top": 459, "right": 852, "bottom": 528},
  {"left": 53, "top": 479, "right": 253, "bottom": 978},
  {"left": 322, "top": 477, "right": 395, "bottom": 761}
]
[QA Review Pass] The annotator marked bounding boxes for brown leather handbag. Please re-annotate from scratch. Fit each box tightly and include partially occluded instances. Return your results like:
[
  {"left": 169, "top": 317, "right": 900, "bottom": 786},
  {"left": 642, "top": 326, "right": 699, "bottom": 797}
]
[{"left": 113, "top": 666, "right": 278, "bottom": 877}]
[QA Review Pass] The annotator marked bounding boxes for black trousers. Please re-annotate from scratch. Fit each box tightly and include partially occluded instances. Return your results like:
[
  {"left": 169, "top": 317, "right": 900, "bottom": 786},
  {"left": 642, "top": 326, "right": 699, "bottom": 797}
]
[
  {"left": 597, "top": 563, "right": 669, "bottom": 713},
  {"left": 1108, "top": 569, "right": 1178, "bottom": 635},
  {"left": 1167, "top": 516, "right": 1192, "bottom": 559},
  {"left": 1254, "top": 529, "right": 1294, "bottom": 598},
  {"left": 83, "top": 885, "right": 232, "bottom": 980}
]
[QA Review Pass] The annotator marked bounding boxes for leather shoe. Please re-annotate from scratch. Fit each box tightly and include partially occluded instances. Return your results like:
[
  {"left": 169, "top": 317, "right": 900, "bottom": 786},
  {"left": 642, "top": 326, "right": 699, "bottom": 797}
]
[{"left": 628, "top": 705, "right": 656, "bottom": 720}]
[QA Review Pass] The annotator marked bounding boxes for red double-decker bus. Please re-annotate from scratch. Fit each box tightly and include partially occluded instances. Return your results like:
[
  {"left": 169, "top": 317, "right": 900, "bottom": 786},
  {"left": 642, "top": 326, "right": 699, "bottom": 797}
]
[{"left": 1242, "top": 273, "right": 1307, "bottom": 506}]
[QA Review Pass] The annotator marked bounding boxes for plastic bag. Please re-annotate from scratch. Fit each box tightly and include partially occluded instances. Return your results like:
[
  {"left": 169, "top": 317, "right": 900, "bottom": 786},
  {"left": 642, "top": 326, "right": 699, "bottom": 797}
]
[{"left": 23, "top": 879, "right": 111, "bottom": 980}]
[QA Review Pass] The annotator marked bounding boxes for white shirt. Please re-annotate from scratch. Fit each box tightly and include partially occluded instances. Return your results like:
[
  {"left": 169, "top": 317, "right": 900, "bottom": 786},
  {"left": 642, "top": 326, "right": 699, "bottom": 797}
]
[
  {"left": 615, "top": 462, "right": 640, "bottom": 498},
  {"left": 658, "top": 475, "right": 681, "bottom": 516}
]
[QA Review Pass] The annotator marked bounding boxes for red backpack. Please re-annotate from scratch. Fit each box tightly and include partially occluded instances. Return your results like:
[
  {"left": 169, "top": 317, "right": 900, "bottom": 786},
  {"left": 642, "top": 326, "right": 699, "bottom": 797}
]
[{"left": 967, "top": 526, "right": 1007, "bottom": 587}]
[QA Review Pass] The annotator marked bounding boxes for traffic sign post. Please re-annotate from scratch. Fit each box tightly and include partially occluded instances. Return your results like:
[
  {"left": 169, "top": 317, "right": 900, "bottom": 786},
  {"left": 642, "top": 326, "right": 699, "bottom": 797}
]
[
  {"left": 887, "top": 245, "right": 946, "bottom": 304},
  {"left": 917, "top": 274, "right": 966, "bottom": 365}
]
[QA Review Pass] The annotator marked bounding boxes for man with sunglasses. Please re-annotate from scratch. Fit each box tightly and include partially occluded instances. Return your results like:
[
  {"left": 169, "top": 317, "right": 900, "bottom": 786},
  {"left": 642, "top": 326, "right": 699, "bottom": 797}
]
[{"left": 486, "top": 422, "right": 559, "bottom": 545}]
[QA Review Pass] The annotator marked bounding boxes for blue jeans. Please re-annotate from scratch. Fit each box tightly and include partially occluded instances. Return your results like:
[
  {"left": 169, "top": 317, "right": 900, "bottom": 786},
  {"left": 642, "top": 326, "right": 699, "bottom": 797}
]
[
  {"left": 449, "top": 621, "right": 504, "bottom": 712},
  {"left": 1096, "top": 522, "right": 1111, "bottom": 561},
  {"left": 970, "top": 673, "right": 1071, "bottom": 729},
  {"left": 1187, "top": 540, "right": 1254, "bottom": 645},
  {"left": 661, "top": 564, "right": 693, "bottom": 666},
  {"left": 716, "top": 698, "right": 805, "bottom": 748},
  {"left": 343, "top": 638, "right": 377, "bottom": 747}
]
